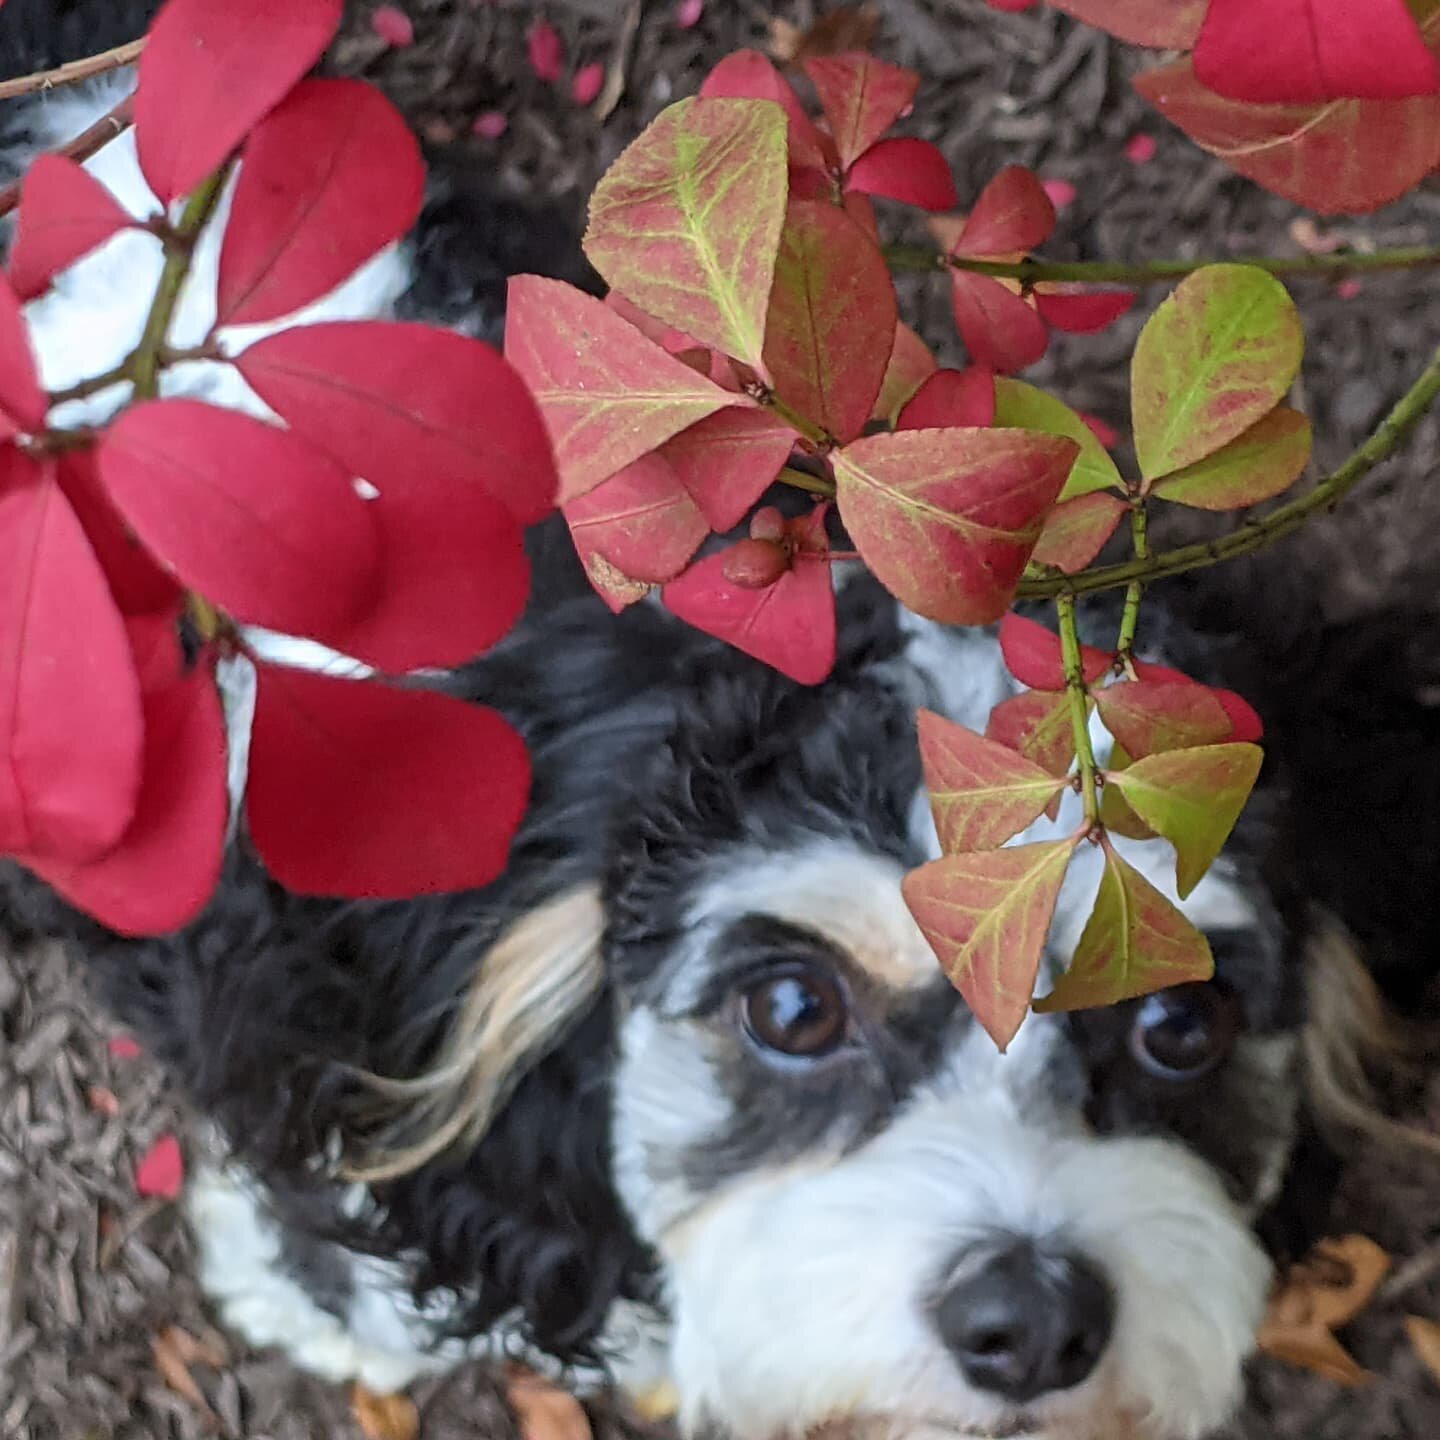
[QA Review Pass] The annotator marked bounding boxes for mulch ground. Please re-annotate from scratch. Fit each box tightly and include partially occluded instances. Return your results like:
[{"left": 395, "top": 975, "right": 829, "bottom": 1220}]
[{"left": 3, "top": 1, "right": 1440, "bottom": 1437}]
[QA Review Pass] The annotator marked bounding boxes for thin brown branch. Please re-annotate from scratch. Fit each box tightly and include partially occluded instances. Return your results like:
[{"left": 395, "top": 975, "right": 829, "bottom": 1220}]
[
  {"left": 0, "top": 93, "right": 135, "bottom": 219},
  {"left": 0, "top": 38, "right": 145, "bottom": 101}
]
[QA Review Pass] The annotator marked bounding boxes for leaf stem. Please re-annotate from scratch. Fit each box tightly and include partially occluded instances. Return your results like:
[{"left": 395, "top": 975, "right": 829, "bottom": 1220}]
[
  {"left": 882, "top": 242, "right": 1440, "bottom": 287},
  {"left": 1115, "top": 503, "right": 1149, "bottom": 676},
  {"left": 766, "top": 393, "right": 831, "bottom": 448},
  {"left": 1019, "top": 339, "right": 1440, "bottom": 600},
  {"left": 129, "top": 170, "right": 227, "bottom": 401},
  {"left": 1057, "top": 593, "right": 1100, "bottom": 827},
  {"left": 777, "top": 464, "right": 837, "bottom": 499}
]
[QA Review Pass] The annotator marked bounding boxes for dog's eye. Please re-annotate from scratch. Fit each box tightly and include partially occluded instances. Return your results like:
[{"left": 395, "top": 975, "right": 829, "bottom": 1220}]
[
  {"left": 1129, "top": 983, "right": 1239, "bottom": 1080},
  {"left": 741, "top": 966, "right": 849, "bottom": 1058}
]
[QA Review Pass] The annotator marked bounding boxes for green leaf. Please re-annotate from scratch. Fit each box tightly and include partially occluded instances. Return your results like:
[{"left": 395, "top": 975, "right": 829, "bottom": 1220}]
[
  {"left": 1097, "top": 740, "right": 1156, "bottom": 840},
  {"left": 917, "top": 709, "right": 1066, "bottom": 855},
  {"left": 1095, "top": 678, "right": 1232, "bottom": 758},
  {"left": 1109, "top": 742, "right": 1263, "bottom": 897},
  {"left": 833, "top": 428, "right": 1077, "bottom": 625},
  {"left": 993, "top": 377, "right": 1125, "bottom": 500},
  {"left": 904, "top": 839, "right": 1078, "bottom": 1050},
  {"left": 1150, "top": 406, "right": 1312, "bottom": 511},
  {"left": 1131, "top": 264, "right": 1303, "bottom": 481},
  {"left": 873, "top": 321, "right": 937, "bottom": 425},
  {"left": 584, "top": 97, "right": 789, "bottom": 376},
  {"left": 1034, "top": 842, "right": 1214, "bottom": 1012}
]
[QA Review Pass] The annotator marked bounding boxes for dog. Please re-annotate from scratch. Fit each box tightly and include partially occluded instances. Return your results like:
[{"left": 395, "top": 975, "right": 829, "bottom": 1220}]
[{"left": 4, "top": 47, "right": 1439, "bottom": 1440}]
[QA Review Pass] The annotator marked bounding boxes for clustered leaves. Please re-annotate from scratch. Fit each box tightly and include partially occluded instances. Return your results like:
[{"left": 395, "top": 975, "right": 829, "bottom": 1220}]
[{"left": 0, "top": 0, "right": 555, "bottom": 931}]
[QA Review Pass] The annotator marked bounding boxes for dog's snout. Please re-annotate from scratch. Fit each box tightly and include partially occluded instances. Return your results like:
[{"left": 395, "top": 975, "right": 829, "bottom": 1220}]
[{"left": 935, "top": 1239, "right": 1115, "bottom": 1404}]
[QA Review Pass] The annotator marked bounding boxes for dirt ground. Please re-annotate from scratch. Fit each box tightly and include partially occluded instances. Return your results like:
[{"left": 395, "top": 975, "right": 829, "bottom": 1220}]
[{"left": 3, "top": 1, "right": 1440, "bottom": 1437}]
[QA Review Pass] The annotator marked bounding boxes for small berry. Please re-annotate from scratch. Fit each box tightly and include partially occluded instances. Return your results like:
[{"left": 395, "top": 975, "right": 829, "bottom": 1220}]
[
  {"left": 749, "top": 506, "right": 787, "bottom": 543},
  {"left": 724, "top": 538, "right": 791, "bottom": 589}
]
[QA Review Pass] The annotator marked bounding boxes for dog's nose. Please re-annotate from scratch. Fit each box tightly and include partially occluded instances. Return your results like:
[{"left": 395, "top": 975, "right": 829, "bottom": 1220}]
[{"left": 935, "top": 1239, "right": 1114, "bottom": 1403}]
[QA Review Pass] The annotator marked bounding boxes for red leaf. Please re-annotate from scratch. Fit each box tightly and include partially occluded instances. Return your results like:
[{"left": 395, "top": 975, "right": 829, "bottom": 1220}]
[
  {"left": 321, "top": 479, "right": 529, "bottom": 673},
  {"left": 1131, "top": 660, "right": 1265, "bottom": 743},
  {"left": 699, "top": 50, "right": 833, "bottom": 171},
  {"left": 1031, "top": 491, "right": 1127, "bottom": 573},
  {"left": 954, "top": 166, "right": 1056, "bottom": 257},
  {"left": 917, "top": 709, "right": 1066, "bottom": 854},
  {"left": 563, "top": 450, "right": 708, "bottom": 585},
  {"left": 28, "top": 661, "right": 227, "bottom": 936},
  {"left": 999, "top": 612, "right": 1112, "bottom": 692},
  {"left": 135, "top": 0, "right": 343, "bottom": 203},
  {"left": 985, "top": 689, "right": 1081, "bottom": 780},
  {"left": 1034, "top": 840, "right": 1213, "bottom": 1012},
  {"left": 1195, "top": 0, "right": 1438, "bottom": 105},
  {"left": 247, "top": 667, "right": 530, "bottom": 897},
  {"left": 897, "top": 368, "right": 996, "bottom": 430},
  {"left": 504, "top": 277, "right": 732, "bottom": 504},
  {"left": 135, "top": 1134, "right": 185, "bottom": 1199},
  {"left": 0, "top": 459, "right": 143, "bottom": 863},
  {"left": 873, "top": 322, "right": 937, "bottom": 423},
  {"left": 1048, "top": 0, "right": 1204, "bottom": 47},
  {"left": 527, "top": 20, "right": 565, "bottom": 83},
  {"left": 846, "top": 137, "right": 958, "bottom": 211},
  {"left": 1095, "top": 679, "right": 1233, "bottom": 758},
  {"left": 663, "top": 538, "right": 836, "bottom": 685},
  {"left": 903, "top": 839, "right": 1077, "bottom": 1050},
  {"left": 238, "top": 319, "right": 556, "bottom": 525},
  {"left": 56, "top": 451, "right": 182, "bottom": 616},
  {"left": 661, "top": 407, "right": 796, "bottom": 531},
  {"left": 0, "top": 270, "right": 46, "bottom": 438},
  {"left": 572, "top": 62, "right": 606, "bottom": 107},
  {"left": 371, "top": 5, "right": 415, "bottom": 47},
  {"left": 8, "top": 154, "right": 136, "bottom": 301},
  {"left": 99, "top": 399, "right": 380, "bottom": 636},
  {"left": 833, "top": 429, "right": 1075, "bottom": 625},
  {"left": 1033, "top": 288, "right": 1136, "bottom": 334},
  {"left": 763, "top": 199, "right": 897, "bottom": 444},
  {"left": 803, "top": 53, "right": 919, "bottom": 171},
  {"left": 109, "top": 1036, "right": 143, "bottom": 1061},
  {"left": 217, "top": 79, "right": 424, "bottom": 326},
  {"left": 1134, "top": 56, "right": 1440, "bottom": 215},
  {"left": 949, "top": 272, "right": 1050, "bottom": 374}
]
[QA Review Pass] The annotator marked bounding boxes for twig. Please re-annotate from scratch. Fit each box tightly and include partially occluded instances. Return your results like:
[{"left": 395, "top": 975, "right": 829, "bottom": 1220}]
[
  {"left": 594, "top": 0, "right": 643, "bottom": 124},
  {"left": 1057, "top": 593, "right": 1100, "bottom": 825},
  {"left": 1018, "top": 340, "right": 1440, "bottom": 600},
  {"left": 0, "top": 93, "right": 134, "bottom": 219},
  {"left": 0, "top": 38, "right": 145, "bottom": 101},
  {"left": 1114, "top": 503, "right": 1149, "bottom": 674},
  {"left": 882, "top": 242, "right": 1440, "bottom": 287}
]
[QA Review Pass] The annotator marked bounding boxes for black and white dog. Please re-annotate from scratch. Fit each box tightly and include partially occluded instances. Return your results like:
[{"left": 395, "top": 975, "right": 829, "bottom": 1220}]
[{"left": 4, "top": 40, "right": 1438, "bottom": 1440}]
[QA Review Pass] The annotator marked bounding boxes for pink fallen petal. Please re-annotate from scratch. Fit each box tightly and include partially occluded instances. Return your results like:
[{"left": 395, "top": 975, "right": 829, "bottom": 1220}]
[
  {"left": 1336, "top": 278, "right": 1363, "bottom": 300},
  {"left": 472, "top": 110, "right": 508, "bottom": 139},
  {"left": 1041, "top": 177, "right": 1077, "bottom": 209},
  {"left": 135, "top": 1134, "right": 184, "bottom": 1200},
  {"left": 527, "top": 20, "right": 565, "bottom": 84},
  {"left": 1125, "top": 133, "right": 1158, "bottom": 164},
  {"left": 109, "top": 1035, "right": 143, "bottom": 1061},
  {"left": 571, "top": 61, "right": 605, "bottom": 107},
  {"left": 676, "top": 0, "right": 704, "bottom": 26},
  {"left": 371, "top": 5, "right": 414, "bottom": 46}
]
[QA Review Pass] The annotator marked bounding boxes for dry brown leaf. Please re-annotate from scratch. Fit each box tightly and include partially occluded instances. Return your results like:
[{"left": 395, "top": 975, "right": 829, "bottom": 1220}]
[
  {"left": 1257, "top": 1234, "right": 1391, "bottom": 1385},
  {"left": 769, "top": 5, "right": 881, "bottom": 64},
  {"left": 86, "top": 1084, "right": 120, "bottom": 1117},
  {"left": 351, "top": 1382, "right": 419, "bottom": 1440},
  {"left": 505, "top": 1365, "right": 593, "bottom": 1440},
  {"left": 152, "top": 1325, "right": 219, "bottom": 1427},
  {"left": 1405, "top": 1314, "right": 1440, "bottom": 1385}
]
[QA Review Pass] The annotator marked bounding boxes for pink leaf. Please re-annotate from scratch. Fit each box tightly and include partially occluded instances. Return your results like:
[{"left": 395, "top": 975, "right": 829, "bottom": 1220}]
[
  {"left": 572, "top": 61, "right": 606, "bottom": 107},
  {"left": 802, "top": 53, "right": 919, "bottom": 172},
  {"left": 846, "top": 136, "right": 958, "bottom": 210},
  {"left": 897, "top": 368, "right": 996, "bottom": 430},
  {"left": 1031, "top": 491, "right": 1127, "bottom": 573},
  {"left": 247, "top": 667, "right": 530, "bottom": 897},
  {"left": 99, "top": 399, "right": 381, "bottom": 636},
  {"left": 1041, "top": 177, "right": 1077, "bottom": 209},
  {"left": 955, "top": 166, "right": 1056, "bottom": 257},
  {"left": 1125, "top": 133, "right": 1158, "bottom": 163},
  {"left": 238, "top": 319, "right": 557, "bottom": 525},
  {"left": 217, "top": 79, "right": 424, "bottom": 326},
  {"left": 1131, "top": 660, "right": 1265, "bottom": 743},
  {"left": 986, "top": 689, "right": 1081, "bottom": 781},
  {"left": 676, "top": 0, "right": 705, "bottom": 26},
  {"left": 8, "top": 155, "right": 137, "bottom": 301},
  {"left": 0, "top": 270, "right": 47, "bottom": 438},
  {"left": 527, "top": 20, "right": 565, "bottom": 83},
  {"left": 472, "top": 111, "right": 508, "bottom": 140},
  {"left": 29, "top": 660, "right": 228, "bottom": 936},
  {"left": 109, "top": 1036, "right": 143, "bottom": 1061},
  {"left": 1195, "top": 0, "right": 1439, "bottom": 105},
  {"left": 136, "top": 1134, "right": 185, "bottom": 1199},
  {"left": 661, "top": 407, "right": 796, "bottom": 532},
  {"left": 999, "top": 612, "right": 1112, "bottom": 691},
  {"left": 873, "top": 321, "right": 938, "bottom": 423},
  {"left": 949, "top": 272, "right": 1050, "bottom": 374},
  {"left": 0, "top": 457, "right": 144, "bottom": 863},
  {"left": 504, "top": 277, "right": 734, "bottom": 504},
  {"left": 1095, "top": 678, "right": 1234, "bottom": 758},
  {"left": 699, "top": 50, "right": 833, "bottom": 172},
  {"left": 135, "top": 0, "right": 343, "bottom": 203},
  {"left": 371, "top": 4, "right": 415, "bottom": 46},
  {"left": 563, "top": 450, "right": 709, "bottom": 586},
  {"left": 1033, "top": 288, "right": 1136, "bottom": 334}
]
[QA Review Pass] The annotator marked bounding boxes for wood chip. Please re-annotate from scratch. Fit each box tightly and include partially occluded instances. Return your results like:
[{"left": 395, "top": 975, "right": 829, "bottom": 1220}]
[
  {"left": 1406, "top": 1315, "right": 1440, "bottom": 1385},
  {"left": 351, "top": 1381, "right": 420, "bottom": 1440}
]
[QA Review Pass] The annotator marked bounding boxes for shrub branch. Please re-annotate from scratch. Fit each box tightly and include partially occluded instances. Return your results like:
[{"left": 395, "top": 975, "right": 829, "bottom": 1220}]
[{"left": 1058, "top": 593, "right": 1100, "bottom": 825}]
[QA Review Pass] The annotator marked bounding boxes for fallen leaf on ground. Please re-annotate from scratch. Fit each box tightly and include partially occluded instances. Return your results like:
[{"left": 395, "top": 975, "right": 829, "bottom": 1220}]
[
  {"left": 1406, "top": 1314, "right": 1440, "bottom": 1385},
  {"left": 506, "top": 1365, "right": 594, "bottom": 1440},
  {"left": 1257, "top": 1234, "right": 1390, "bottom": 1384},
  {"left": 134, "top": 1133, "right": 184, "bottom": 1200},
  {"left": 352, "top": 1382, "right": 419, "bottom": 1440},
  {"left": 152, "top": 1325, "right": 224, "bottom": 1426}
]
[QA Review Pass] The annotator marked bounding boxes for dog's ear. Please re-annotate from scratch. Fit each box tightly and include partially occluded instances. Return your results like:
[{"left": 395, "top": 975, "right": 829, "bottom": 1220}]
[{"left": 348, "top": 882, "right": 607, "bottom": 1182}]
